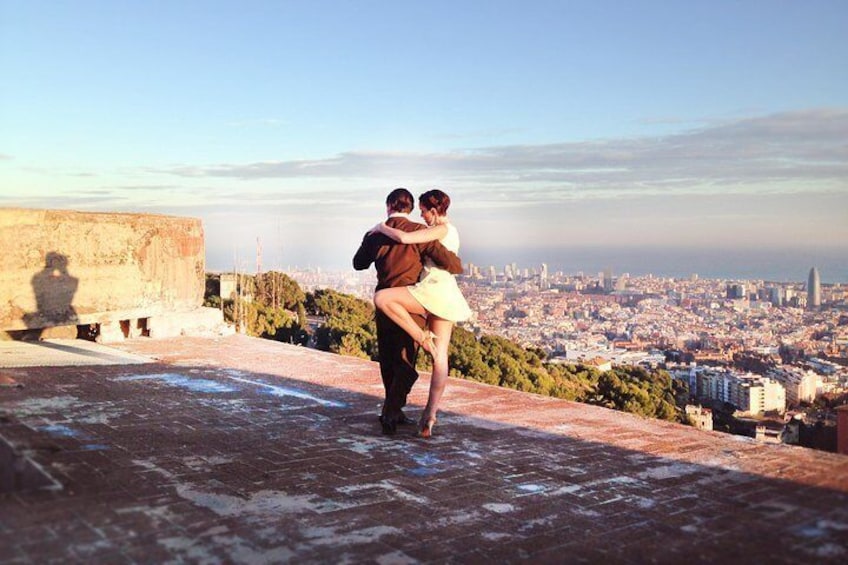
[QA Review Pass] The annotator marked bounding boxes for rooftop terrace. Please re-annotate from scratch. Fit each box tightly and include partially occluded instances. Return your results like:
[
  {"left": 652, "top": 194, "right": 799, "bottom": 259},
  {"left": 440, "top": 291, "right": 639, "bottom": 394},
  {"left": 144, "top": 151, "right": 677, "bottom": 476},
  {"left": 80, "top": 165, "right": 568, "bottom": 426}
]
[{"left": 1, "top": 334, "right": 847, "bottom": 563}]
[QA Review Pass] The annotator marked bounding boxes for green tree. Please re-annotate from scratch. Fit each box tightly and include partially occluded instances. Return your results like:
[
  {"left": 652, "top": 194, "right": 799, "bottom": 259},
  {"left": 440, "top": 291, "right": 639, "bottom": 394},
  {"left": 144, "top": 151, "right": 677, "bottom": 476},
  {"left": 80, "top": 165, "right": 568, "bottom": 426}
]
[
  {"left": 308, "top": 289, "right": 377, "bottom": 358},
  {"left": 210, "top": 272, "right": 310, "bottom": 345},
  {"left": 203, "top": 273, "right": 221, "bottom": 307},
  {"left": 254, "top": 271, "right": 306, "bottom": 310}
]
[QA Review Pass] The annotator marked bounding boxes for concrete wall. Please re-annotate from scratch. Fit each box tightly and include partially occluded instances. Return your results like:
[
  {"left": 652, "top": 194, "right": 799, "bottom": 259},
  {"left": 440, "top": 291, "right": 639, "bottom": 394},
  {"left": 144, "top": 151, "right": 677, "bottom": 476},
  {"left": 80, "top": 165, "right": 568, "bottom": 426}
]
[{"left": 1, "top": 208, "right": 205, "bottom": 334}]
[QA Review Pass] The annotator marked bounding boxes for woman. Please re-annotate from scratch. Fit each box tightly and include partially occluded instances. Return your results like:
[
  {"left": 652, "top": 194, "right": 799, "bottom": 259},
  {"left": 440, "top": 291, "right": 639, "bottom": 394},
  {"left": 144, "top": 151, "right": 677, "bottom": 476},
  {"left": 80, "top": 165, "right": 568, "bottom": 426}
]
[{"left": 371, "top": 189, "right": 472, "bottom": 438}]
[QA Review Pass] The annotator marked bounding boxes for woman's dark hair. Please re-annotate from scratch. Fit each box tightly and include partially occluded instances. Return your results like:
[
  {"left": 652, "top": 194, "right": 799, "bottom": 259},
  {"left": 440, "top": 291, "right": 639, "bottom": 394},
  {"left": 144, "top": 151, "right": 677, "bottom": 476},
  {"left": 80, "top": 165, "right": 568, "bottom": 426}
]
[
  {"left": 386, "top": 188, "right": 414, "bottom": 213},
  {"left": 419, "top": 189, "right": 450, "bottom": 216}
]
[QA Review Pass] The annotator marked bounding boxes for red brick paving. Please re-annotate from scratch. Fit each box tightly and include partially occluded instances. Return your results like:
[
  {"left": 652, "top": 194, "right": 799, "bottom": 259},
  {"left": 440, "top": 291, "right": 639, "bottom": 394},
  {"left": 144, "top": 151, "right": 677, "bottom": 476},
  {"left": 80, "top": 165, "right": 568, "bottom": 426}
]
[{"left": 1, "top": 334, "right": 847, "bottom": 563}]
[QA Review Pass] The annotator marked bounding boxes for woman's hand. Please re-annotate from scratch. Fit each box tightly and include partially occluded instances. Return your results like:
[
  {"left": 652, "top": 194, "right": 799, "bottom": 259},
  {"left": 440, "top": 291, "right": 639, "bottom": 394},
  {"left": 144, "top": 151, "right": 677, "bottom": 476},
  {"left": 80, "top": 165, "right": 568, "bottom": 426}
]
[
  {"left": 367, "top": 222, "right": 387, "bottom": 235},
  {"left": 368, "top": 222, "right": 406, "bottom": 243}
]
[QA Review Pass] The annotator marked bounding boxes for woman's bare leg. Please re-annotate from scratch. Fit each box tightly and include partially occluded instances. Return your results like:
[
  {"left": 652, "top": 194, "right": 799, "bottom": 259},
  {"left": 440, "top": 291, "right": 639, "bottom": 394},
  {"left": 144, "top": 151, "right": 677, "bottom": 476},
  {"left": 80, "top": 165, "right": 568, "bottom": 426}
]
[
  {"left": 421, "top": 316, "right": 453, "bottom": 432},
  {"left": 374, "top": 287, "right": 429, "bottom": 346}
]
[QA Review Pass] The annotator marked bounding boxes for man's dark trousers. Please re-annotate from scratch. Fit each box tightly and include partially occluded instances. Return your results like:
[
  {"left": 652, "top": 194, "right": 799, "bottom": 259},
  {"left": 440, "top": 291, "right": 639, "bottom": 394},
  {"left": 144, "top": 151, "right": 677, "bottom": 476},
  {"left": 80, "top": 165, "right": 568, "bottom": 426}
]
[{"left": 377, "top": 309, "right": 425, "bottom": 431}]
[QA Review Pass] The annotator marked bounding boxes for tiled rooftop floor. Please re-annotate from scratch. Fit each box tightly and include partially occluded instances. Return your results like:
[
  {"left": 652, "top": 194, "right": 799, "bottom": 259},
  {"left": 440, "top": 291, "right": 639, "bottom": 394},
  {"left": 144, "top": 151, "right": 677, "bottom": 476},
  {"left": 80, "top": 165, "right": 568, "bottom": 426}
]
[{"left": 1, "top": 334, "right": 847, "bottom": 564}]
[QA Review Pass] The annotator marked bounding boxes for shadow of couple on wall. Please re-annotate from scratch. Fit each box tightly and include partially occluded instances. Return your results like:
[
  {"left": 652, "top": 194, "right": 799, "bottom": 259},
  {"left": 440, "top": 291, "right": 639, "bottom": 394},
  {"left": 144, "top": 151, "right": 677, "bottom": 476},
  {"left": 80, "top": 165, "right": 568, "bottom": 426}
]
[{"left": 13, "top": 251, "right": 80, "bottom": 341}]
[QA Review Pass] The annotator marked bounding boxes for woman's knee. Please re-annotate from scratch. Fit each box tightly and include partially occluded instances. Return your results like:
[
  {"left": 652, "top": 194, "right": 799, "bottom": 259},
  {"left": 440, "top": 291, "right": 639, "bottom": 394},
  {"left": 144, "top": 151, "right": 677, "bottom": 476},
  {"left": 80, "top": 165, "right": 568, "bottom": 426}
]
[{"left": 374, "top": 290, "right": 389, "bottom": 310}]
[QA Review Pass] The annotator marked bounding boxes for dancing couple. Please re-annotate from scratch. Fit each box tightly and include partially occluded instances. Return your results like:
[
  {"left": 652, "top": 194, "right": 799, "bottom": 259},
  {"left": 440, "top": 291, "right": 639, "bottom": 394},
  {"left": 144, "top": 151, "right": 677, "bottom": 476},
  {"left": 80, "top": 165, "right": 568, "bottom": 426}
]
[{"left": 353, "top": 188, "right": 471, "bottom": 438}]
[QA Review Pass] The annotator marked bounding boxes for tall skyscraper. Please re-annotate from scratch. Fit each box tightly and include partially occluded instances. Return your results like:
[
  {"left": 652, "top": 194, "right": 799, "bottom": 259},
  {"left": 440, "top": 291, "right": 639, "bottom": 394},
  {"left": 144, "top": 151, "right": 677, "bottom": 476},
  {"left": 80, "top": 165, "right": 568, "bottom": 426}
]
[
  {"left": 768, "top": 286, "right": 783, "bottom": 307},
  {"left": 726, "top": 283, "right": 746, "bottom": 299},
  {"left": 603, "top": 267, "right": 614, "bottom": 293},
  {"left": 807, "top": 267, "right": 821, "bottom": 310}
]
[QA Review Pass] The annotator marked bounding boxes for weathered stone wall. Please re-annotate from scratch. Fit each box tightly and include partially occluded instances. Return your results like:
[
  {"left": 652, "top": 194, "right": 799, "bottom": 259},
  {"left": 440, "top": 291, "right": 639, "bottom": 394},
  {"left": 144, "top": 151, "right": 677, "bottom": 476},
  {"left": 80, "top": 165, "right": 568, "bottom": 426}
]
[{"left": 0, "top": 208, "right": 205, "bottom": 333}]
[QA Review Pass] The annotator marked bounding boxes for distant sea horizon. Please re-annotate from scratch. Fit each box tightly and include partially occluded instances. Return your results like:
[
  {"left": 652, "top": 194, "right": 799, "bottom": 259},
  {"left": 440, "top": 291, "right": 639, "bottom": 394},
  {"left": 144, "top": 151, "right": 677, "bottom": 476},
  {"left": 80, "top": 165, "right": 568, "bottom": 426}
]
[
  {"left": 209, "top": 245, "right": 847, "bottom": 284},
  {"left": 463, "top": 246, "right": 848, "bottom": 284}
]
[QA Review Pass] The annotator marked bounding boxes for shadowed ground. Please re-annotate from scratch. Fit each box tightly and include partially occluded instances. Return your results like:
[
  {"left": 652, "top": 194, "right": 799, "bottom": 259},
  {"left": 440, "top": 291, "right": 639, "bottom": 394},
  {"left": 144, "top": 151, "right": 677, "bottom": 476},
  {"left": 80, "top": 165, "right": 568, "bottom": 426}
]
[{"left": 1, "top": 334, "right": 846, "bottom": 563}]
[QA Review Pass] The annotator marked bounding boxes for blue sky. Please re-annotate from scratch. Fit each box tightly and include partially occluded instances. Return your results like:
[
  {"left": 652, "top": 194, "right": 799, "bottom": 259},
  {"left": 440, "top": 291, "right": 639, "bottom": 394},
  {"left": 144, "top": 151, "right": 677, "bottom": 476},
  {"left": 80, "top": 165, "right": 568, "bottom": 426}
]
[{"left": 2, "top": 1, "right": 846, "bottom": 275}]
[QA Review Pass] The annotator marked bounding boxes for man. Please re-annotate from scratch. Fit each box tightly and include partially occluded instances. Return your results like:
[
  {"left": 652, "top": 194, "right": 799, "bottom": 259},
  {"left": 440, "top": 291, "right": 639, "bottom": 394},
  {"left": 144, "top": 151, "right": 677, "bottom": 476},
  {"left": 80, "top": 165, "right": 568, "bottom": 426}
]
[{"left": 353, "top": 188, "right": 463, "bottom": 435}]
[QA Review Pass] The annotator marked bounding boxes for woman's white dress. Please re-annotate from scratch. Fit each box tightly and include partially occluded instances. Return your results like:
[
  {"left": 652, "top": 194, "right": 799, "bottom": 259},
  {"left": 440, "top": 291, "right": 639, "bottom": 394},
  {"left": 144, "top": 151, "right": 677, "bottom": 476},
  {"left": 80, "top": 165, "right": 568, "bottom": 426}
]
[{"left": 409, "top": 223, "right": 472, "bottom": 322}]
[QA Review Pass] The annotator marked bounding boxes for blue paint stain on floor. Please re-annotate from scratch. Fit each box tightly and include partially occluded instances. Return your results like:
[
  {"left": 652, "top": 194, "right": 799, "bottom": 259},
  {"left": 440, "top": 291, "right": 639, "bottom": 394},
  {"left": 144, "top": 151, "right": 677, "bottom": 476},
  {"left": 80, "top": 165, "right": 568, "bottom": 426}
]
[
  {"left": 412, "top": 453, "right": 442, "bottom": 466},
  {"left": 516, "top": 484, "right": 547, "bottom": 494},
  {"left": 409, "top": 466, "right": 442, "bottom": 477},
  {"left": 113, "top": 372, "right": 346, "bottom": 409},
  {"left": 81, "top": 444, "right": 110, "bottom": 451},
  {"left": 39, "top": 424, "right": 79, "bottom": 438},
  {"left": 114, "top": 373, "right": 237, "bottom": 394},
  {"left": 796, "top": 524, "right": 827, "bottom": 538},
  {"left": 225, "top": 375, "right": 347, "bottom": 408},
  {"left": 408, "top": 452, "right": 445, "bottom": 476},
  {"left": 38, "top": 424, "right": 89, "bottom": 439},
  {"left": 37, "top": 425, "right": 109, "bottom": 450}
]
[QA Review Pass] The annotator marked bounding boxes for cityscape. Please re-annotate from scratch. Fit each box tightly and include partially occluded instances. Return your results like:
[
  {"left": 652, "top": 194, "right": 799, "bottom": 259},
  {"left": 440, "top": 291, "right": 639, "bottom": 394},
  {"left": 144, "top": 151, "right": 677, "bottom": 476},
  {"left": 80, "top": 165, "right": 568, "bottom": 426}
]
[
  {"left": 3, "top": 2, "right": 847, "bottom": 560},
  {"left": 289, "top": 262, "right": 848, "bottom": 447}
]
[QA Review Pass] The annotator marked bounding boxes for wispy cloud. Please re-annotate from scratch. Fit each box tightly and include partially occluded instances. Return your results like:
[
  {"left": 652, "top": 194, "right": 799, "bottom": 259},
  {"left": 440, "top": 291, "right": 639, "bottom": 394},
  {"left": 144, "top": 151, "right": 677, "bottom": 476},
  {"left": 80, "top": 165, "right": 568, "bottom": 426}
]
[
  {"left": 0, "top": 194, "right": 133, "bottom": 209},
  {"left": 156, "top": 109, "right": 848, "bottom": 199},
  {"left": 110, "top": 184, "right": 181, "bottom": 191}
]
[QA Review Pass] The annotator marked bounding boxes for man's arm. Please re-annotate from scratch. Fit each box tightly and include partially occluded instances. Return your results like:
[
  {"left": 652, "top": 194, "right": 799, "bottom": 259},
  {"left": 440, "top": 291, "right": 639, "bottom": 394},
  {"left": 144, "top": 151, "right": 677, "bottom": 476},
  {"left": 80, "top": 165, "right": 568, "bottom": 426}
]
[
  {"left": 419, "top": 240, "right": 463, "bottom": 275},
  {"left": 385, "top": 216, "right": 462, "bottom": 275},
  {"left": 353, "top": 232, "right": 377, "bottom": 271}
]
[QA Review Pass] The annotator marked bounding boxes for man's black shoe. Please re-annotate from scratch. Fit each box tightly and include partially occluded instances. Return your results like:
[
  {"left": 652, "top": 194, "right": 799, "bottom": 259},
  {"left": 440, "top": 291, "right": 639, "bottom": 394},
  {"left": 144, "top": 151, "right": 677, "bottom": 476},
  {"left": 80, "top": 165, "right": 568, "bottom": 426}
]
[
  {"left": 380, "top": 413, "right": 415, "bottom": 428},
  {"left": 397, "top": 415, "right": 417, "bottom": 426},
  {"left": 380, "top": 417, "right": 397, "bottom": 436}
]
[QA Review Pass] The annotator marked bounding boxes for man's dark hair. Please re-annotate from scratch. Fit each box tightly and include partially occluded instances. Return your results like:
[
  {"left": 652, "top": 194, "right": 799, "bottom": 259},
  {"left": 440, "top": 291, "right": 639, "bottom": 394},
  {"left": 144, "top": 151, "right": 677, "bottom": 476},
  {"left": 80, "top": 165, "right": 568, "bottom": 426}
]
[{"left": 386, "top": 188, "right": 414, "bottom": 214}]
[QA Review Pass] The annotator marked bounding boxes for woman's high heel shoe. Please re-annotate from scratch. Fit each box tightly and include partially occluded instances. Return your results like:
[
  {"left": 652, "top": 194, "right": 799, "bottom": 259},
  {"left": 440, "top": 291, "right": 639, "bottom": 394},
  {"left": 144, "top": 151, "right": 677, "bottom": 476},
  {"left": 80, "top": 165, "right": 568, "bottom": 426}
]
[{"left": 418, "top": 416, "right": 437, "bottom": 439}]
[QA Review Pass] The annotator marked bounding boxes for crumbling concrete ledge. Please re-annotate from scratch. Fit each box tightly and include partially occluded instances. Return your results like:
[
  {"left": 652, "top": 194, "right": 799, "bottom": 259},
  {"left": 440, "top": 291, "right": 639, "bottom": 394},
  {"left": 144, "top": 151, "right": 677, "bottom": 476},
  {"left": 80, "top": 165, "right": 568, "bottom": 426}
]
[{"left": 0, "top": 208, "right": 230, "bottom": 341}]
